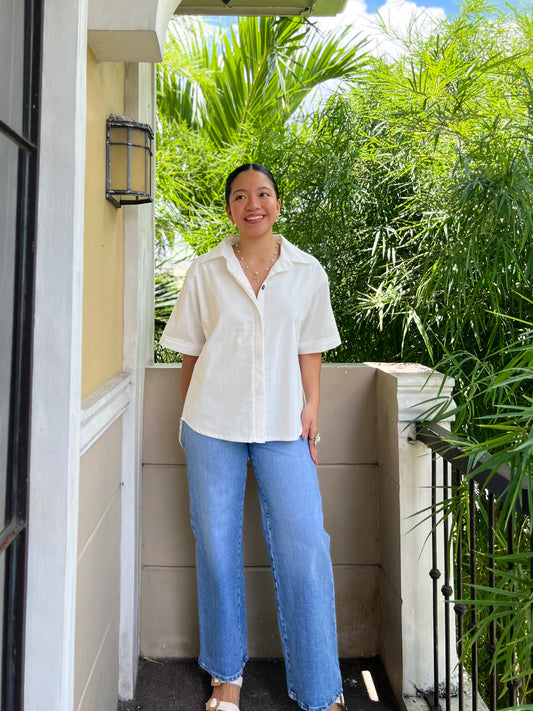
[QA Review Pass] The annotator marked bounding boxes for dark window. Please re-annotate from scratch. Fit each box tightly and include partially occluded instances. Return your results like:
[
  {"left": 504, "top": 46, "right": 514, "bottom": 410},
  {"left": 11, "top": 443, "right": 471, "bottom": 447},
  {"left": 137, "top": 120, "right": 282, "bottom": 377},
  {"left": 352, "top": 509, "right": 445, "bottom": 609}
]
[{"left": 0, "top": 0, "right": 42, "bottom": 708}]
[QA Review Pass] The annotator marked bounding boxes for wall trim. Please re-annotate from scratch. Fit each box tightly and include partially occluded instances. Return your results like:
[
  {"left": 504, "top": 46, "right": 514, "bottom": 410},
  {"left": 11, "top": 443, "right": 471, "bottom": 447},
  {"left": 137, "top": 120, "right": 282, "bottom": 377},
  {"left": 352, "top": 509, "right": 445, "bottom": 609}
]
[
  {"left": 118, "top": 61, "right": 156, "bottom": 700},
  {"left": 81, "top": 373, "right": 132, "bottom": 456},
  {"left": 367, "top": 362, "right": 455, "bottom": 424}
]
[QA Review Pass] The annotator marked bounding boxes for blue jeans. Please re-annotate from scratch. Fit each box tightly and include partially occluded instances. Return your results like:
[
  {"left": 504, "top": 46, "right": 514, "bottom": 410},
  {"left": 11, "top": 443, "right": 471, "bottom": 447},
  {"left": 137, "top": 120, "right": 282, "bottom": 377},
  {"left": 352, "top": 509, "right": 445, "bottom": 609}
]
[{"left": 181, "top": 422, "right": 343, "bottom": 711}]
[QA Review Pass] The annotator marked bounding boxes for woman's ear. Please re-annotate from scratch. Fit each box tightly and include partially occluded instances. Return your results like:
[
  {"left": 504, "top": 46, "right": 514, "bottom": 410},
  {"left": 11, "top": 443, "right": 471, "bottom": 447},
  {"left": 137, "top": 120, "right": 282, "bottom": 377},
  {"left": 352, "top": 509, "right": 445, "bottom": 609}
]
[{"left": 225, "top": 204, "right": 233, "bottom": 222}]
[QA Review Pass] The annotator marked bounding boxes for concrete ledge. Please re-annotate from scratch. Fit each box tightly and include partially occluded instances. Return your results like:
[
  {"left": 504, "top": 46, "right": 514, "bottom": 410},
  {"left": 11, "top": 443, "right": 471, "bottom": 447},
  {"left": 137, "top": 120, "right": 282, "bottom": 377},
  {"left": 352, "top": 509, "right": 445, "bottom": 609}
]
[{"left": 88, "top": 0, "right": 177, "bottom": 62}]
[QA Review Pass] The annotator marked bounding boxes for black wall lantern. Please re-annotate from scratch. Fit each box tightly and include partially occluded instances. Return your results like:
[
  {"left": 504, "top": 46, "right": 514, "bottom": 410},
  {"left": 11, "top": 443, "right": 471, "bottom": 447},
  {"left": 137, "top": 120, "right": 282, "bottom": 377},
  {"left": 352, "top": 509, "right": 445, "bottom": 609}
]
[{"left": 106, "top": 114, "right": 154, "bottom": 207}]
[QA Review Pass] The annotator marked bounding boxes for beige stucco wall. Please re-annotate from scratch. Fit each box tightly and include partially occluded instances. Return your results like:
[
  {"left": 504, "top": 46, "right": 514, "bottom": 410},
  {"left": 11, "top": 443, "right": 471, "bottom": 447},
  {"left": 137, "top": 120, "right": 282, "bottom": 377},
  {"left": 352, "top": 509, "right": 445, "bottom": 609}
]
[
  {"left": 75, "top": 417, "right": 122, "bottom": 711},
  {"left": 139, "top": 362, "right": 455, "bottom": 707},
  {"left": 82, "top": 47, "right": 125, "bottom": 399},
  {"left": 75, "top": 46, "right": 127, "bottom": 711},
  {"left": 140, "top": 363, "right": 380, "bottom": 658}
]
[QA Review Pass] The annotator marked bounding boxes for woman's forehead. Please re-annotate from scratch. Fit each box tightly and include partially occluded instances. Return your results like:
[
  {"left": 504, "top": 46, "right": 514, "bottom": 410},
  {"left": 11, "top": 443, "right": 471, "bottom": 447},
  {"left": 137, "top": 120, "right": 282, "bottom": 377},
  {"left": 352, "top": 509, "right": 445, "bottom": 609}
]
[{"left": 230, "top": 170, "right": 275, "bottom": 193}]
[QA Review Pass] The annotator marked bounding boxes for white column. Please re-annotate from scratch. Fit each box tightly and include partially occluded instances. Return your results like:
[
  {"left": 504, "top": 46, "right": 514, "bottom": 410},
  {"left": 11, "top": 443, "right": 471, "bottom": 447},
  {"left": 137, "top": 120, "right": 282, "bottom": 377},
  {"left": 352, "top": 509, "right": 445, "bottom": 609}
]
[
  {"left": 25, "top": 0, "right": 88, "bottom": 709},
  {"left": 119, "top": 62, "right": 156, "bottom": 699},
  {"left": 371, "top": 363, "right": 456, "bottom": 699}
]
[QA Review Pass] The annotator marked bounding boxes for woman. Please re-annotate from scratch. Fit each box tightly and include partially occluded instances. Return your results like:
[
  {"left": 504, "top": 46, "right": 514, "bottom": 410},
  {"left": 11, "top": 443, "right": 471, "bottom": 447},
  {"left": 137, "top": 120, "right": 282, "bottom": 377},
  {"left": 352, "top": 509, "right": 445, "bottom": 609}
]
[{"left": 160, "top": 164, "right": 345, "bottom": 711}]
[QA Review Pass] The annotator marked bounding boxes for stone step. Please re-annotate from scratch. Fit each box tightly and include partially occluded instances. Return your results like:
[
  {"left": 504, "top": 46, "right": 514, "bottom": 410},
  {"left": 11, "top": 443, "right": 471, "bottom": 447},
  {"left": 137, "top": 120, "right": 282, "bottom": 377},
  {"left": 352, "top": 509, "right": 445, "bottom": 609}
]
[{"left": 117, "top": 657, "right": 399, "bottom": 711}]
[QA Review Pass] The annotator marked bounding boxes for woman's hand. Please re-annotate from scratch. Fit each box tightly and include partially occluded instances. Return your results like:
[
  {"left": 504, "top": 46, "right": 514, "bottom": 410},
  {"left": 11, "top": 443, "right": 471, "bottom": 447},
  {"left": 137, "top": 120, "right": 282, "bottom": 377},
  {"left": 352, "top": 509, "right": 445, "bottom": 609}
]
[
  {"left": 301, "top": 401, "right": 319, "bottom": 465},
  {"left": 299, "top": 352, "right": 322, "bottom": 465}
]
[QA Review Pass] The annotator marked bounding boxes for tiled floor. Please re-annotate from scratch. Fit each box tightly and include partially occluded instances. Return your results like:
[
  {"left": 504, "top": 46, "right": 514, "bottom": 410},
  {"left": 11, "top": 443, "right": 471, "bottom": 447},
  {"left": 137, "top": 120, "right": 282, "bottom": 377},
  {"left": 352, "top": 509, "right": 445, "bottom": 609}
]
[{"left": 117, "top": 657, "right": 399, "bottom": 711}]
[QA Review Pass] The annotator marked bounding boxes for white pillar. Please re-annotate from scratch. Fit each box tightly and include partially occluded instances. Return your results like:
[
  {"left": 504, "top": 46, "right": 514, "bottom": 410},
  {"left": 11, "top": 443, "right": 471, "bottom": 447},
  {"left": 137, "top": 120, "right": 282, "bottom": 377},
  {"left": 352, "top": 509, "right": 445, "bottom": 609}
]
[
  {"left": 118, "top": 61, "right": 156, "bottom": 699},
  {"left": 25, "top": 0, "right": 88, "bottom": 708},
  {"left": 371, "top": 363, "right": 456, "bottom": 701}
]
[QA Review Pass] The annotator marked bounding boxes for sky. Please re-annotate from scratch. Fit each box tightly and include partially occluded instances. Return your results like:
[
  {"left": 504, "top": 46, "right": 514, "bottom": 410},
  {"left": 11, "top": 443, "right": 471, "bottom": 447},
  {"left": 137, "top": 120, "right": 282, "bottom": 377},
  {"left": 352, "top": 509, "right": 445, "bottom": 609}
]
[
  {"left": 363, "top": 0, "right": 466, "bottom": 13},
  {"left": 339, "top": 0, "right": 508, "bottom": 17},
  {"left": 307, "top": 0, "right": 510, "bottom": 60},
  {"left": 315, "top": 0, "right": 447, "bottom": 57}
]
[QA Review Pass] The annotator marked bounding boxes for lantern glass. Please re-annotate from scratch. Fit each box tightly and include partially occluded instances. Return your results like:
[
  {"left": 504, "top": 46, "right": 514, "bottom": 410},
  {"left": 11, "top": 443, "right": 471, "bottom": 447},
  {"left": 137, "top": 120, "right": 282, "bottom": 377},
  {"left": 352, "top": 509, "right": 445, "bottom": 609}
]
[
  {"left": 109, "top": 139, "right": 128, "bottom": 192},
  {"left": 130, "top": 129, "right": 148, "bottom": 193}
]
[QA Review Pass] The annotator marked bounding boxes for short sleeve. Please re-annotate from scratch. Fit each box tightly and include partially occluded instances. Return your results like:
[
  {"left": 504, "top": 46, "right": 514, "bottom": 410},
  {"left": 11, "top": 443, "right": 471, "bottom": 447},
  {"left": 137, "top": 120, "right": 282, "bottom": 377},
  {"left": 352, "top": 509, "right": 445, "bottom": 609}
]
[
  {"left": 159, "top": 264, "right": 205, "bottom": 355},
  {"left": 298, "top": 274, "right": 341, "bottom": 355}
]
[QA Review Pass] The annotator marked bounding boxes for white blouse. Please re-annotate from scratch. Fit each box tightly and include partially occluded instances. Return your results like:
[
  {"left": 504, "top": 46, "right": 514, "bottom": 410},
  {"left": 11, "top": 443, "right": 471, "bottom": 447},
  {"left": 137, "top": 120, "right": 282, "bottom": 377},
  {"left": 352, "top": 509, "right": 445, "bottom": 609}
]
[{"left": 160, "top": 234, "right": 341, "bottom": 442}]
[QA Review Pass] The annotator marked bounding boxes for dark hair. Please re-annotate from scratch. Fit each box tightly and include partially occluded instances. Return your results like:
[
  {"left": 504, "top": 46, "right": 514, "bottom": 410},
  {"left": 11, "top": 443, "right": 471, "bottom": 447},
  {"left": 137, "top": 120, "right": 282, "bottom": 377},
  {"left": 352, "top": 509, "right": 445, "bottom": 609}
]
[{"left": 224, "top": 163, "right": 280, "bottom": 205}]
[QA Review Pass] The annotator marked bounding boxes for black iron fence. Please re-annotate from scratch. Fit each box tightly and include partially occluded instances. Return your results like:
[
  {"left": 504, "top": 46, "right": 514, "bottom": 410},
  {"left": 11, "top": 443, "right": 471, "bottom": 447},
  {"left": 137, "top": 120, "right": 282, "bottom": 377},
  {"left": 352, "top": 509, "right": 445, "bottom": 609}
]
[{"left": 415, "top": 423, "right": 533, "bottom": 711}]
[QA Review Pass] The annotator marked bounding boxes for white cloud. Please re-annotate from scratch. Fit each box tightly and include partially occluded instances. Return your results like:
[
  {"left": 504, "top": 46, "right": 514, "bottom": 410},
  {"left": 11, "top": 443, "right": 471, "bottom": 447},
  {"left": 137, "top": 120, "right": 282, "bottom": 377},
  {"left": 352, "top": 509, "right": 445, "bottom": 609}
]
[
  {"left": 315, "top": 0, "right": 446, "bottom": 60},
  {"left": 297, "top": 0, "right": 446, "bottom": 113}
]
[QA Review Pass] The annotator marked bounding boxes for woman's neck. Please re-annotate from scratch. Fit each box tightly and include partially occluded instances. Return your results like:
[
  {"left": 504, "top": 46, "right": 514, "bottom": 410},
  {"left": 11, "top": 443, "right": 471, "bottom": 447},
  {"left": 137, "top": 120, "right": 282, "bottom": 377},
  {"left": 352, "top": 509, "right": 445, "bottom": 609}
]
[
  {"left": 232, "top": 233, "right": 281, "bottom": 293},
  {"left": 234, "top": 231, "right": 278, "bottom": 259}
]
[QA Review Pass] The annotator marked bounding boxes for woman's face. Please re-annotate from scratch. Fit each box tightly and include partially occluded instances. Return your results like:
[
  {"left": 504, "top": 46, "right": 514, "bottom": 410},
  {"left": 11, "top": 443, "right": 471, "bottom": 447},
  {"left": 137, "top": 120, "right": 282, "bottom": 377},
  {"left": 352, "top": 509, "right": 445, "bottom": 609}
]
[{"left": 225, "top": 169, "right": 281, "bottom": 241}]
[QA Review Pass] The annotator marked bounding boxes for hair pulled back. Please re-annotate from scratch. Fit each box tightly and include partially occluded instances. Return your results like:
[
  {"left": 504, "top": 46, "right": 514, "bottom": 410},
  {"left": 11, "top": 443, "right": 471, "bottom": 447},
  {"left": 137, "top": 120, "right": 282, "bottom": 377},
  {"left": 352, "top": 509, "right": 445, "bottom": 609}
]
[{"left": 225, "top": 163, "right": 280, "bottom": 205}]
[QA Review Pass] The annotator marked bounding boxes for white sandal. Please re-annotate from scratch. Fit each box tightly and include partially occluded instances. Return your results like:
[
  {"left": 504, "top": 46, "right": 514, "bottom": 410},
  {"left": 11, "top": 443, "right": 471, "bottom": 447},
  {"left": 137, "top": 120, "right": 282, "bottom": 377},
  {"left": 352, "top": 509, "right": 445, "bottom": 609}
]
[
  {"left": 205, "top": 676, "right": 243, "bottom": 711},
  {"left": 334, "top": 693, "right": 347, "bottom": 710}
]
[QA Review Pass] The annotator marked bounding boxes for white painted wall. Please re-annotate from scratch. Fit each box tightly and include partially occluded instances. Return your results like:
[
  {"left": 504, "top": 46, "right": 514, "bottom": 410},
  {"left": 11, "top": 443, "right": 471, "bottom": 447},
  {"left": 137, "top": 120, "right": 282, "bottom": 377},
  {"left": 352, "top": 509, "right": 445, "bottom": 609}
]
[
  {"left": 25, "top": 0, "right": 88, "bottom": 708},
  {"left": 119, "top": 61, "right": 156, "bottom": 700},
  {"left": 371, "top": 363, "right": 457, "bottom": 700}
]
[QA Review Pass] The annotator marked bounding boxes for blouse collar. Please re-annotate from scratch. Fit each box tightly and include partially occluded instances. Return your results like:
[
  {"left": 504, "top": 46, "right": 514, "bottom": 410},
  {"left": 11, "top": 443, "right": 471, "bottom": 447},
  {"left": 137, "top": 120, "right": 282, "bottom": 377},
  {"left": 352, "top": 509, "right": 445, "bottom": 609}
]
[{"left": 203, "top": 234, "right": 316, "bottom": 271}]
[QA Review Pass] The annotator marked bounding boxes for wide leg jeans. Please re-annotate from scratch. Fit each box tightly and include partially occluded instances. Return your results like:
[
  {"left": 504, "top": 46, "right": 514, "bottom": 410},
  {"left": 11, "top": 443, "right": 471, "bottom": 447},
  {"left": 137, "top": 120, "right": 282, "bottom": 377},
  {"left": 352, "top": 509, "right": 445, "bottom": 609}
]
[{"left": 181, "top": 421, "right": 343, "bottom": 711}]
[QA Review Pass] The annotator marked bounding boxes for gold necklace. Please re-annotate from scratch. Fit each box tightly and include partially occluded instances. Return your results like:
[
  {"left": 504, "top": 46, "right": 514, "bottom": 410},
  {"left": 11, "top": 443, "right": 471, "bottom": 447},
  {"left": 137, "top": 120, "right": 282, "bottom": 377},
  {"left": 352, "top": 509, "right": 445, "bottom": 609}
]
[{"left": 234, "top": 242, "right": 280, "bottom": 281}]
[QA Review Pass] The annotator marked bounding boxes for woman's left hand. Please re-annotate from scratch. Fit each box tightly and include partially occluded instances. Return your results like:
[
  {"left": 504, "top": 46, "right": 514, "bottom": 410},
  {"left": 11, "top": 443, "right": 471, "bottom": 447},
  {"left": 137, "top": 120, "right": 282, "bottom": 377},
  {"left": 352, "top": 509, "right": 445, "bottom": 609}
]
[{"left": 301, "top": 402, "right": 319, "bottom": 465}]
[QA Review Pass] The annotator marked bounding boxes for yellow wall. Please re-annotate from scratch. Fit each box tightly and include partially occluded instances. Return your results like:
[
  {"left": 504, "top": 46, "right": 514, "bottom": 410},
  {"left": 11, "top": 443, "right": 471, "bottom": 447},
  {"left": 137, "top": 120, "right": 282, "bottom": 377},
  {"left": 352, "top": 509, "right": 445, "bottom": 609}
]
[{"left": 82, "top": 48, "right": 125, "bottom": 399}]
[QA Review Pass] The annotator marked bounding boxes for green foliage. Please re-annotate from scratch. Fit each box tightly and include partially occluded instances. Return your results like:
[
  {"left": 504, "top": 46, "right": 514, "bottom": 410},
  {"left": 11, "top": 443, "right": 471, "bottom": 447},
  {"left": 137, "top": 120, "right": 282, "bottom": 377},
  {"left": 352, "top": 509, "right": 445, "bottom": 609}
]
[
  {"left": 154, "top": 270, "right": 182, "bottom": 364},
  {"left": 155, "top": 1, "right": 533, "bottom": 700},
  {"left": 157, "top": 16, "right": 368, "bottom": 149},
  {"left": 276, "top": 1, "right": 533, "bottom": 368},
  {"left": 453, "top": 503, "right": 533, "bottom": 705}
]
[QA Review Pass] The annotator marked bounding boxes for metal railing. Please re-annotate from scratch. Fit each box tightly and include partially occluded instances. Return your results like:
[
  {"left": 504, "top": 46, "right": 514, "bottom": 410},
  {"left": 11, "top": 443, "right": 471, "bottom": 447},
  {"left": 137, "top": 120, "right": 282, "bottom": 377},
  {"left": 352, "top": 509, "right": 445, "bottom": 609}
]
[{"left": 415, "top": 422, "right": 533, "bottom": 711}]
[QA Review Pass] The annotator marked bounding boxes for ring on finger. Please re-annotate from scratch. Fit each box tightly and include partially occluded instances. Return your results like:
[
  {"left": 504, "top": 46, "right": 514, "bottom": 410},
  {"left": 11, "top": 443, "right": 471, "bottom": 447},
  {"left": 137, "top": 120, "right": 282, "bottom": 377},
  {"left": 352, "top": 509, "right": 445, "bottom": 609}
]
[{"left": 311, "top": 433, "right": 321, "bottom": 446}]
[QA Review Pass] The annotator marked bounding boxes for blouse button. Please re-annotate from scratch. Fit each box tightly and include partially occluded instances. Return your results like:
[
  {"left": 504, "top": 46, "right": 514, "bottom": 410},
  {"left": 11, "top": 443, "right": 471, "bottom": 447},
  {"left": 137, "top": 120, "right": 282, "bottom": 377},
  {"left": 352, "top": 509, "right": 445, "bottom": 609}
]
[{"left": 261, "top": 285, "right": 266, "bottom": 290}]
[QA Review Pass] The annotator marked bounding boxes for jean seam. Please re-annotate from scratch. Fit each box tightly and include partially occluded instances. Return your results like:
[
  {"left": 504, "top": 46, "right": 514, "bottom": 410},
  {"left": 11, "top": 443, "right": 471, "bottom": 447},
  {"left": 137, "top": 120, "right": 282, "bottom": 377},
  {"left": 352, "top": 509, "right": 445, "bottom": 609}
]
[
  {"left": 288, "top": 687, "right": 344, "bottom": 711},
  {"left": 184, "top": 423, "right": 249, "bottom": 679},
  {"left": 236, "top": 452, "right": 247, "bottom": 662},
  {"left": 198, "top": 656, "right": 248, "bottom": 683},
  {"left": 251, "top": 462, "right": 293, "bottom": 689}
]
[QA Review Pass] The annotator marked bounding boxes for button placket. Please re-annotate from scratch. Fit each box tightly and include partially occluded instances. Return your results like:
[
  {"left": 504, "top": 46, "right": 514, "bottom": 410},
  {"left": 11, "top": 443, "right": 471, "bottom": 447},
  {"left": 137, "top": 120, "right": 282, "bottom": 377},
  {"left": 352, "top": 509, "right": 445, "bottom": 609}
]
[
  {"left": 253, "top": 289, "right": 266, "bottom": 440},
  {"left": 225, "top": 243, "right": 279, "bottom": 443}
]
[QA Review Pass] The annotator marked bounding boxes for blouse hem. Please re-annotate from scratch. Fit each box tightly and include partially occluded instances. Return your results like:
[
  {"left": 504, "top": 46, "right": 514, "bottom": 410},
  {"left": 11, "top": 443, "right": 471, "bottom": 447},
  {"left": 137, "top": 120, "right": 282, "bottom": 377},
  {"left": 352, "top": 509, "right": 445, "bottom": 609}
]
[
  {"left": 159, "top": 335, "right": 203, "bottom": 356},
  {"left": 181, "top": 418, "right": 302, "bottom": 444},
  {"left": 298, "top": 336, "right": 342, "bottom": 355}
]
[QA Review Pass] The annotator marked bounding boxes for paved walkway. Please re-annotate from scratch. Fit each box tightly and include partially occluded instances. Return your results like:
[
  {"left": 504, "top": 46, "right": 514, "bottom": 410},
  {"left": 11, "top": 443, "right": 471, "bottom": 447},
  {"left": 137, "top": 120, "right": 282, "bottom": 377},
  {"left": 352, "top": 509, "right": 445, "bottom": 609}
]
[{"left": 117, "top": 657, "right": 399, "bottom": 711}]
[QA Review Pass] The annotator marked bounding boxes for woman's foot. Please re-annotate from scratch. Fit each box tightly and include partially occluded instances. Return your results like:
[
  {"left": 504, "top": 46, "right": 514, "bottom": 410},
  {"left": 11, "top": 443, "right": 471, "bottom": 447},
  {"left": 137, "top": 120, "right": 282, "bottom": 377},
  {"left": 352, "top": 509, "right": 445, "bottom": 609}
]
[
  {"left": 327, "top": 693, "right": 347, "bottom": 710},
  {"left": 206, "top": 676, "right": 242, "bottom": 711}
]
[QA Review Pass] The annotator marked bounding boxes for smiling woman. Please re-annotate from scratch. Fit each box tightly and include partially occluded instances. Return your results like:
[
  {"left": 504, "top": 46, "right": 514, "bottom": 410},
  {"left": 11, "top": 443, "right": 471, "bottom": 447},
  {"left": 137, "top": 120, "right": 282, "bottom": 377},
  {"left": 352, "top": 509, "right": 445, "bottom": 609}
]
[
  {"left": 154, "top": 14, "right": 369, "bottom": 360},
  {"left": 158, "top": 163, "right": 346, "bottom": 711},
  {"left": 225, "top": 165, "right": 281, "bottom": 249}
]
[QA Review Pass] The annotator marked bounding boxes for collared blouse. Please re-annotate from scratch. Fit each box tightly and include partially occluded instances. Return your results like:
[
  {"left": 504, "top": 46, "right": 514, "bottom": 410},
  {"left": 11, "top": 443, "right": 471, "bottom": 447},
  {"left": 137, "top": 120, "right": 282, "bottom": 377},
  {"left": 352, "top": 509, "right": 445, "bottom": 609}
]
[{"left": 160, "top": 234, "right": 341, "bottom": 443}]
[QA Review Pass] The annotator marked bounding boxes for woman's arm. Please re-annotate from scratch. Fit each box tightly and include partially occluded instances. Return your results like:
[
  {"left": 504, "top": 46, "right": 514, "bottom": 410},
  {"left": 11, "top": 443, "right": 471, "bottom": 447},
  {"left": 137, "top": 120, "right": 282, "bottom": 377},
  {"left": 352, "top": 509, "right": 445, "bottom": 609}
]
[
  {"left": 299, "top": 352, "right": 322, "bottom": 464},
  {"left": 181, "top": 354, "right": 199, "bottom": 405}
]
